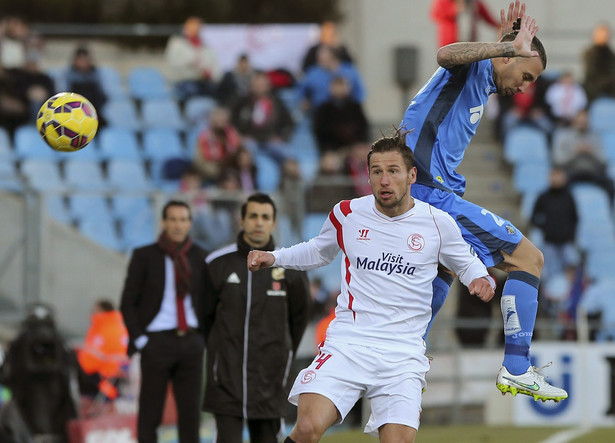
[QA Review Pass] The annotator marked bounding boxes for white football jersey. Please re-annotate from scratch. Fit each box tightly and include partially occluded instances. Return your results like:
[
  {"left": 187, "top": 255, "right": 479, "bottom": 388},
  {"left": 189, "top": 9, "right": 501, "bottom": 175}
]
[{"left": 271, "top": 195, "right": 488, "bottom": 350}]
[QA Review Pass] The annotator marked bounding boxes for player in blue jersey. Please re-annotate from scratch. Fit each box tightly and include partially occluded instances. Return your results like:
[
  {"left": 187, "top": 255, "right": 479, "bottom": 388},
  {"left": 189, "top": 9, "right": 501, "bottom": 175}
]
[{"left": 402, "top": 1, "right": 567, "bottom": 402}]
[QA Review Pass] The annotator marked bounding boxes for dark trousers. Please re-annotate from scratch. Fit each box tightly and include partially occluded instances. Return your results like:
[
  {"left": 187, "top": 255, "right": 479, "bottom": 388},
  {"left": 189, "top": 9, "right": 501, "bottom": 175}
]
[
  {"left": 214, "top": 414, "right": 282, "bottom": 443},
  {"left": 138, "top": 330, "right": 205, "bottom": 443}
]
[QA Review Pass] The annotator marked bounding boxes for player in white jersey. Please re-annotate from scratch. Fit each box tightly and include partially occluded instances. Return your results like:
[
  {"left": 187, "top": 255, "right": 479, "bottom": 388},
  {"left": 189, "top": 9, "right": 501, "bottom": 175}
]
[{"left": 248, "top": 129, "right": 495, "bottom": 442}]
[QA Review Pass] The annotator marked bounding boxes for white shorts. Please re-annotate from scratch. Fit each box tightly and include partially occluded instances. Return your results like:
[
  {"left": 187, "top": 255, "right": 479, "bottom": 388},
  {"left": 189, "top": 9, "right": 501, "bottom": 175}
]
[{"left": 288, "top": 339, "right": 429, "bottom": 436}]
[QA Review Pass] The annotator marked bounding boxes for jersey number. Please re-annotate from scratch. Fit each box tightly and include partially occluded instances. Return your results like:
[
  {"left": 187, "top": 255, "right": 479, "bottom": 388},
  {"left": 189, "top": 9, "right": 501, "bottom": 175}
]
[
  {"left": 481, "top": 209, "right": 505, "bottom": 227},
  {"left": 315, "top": 352, "right": 332, "bottom": 370},
  {"left": 469, "top": 105, "right": 484, "bottom": 124}
]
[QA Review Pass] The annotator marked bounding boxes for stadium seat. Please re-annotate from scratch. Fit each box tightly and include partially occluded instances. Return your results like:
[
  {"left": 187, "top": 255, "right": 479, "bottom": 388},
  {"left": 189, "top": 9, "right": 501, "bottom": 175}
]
[
  {"left": 101, "top": 99, "right": 141, "bottom": 131},
  {"left": 120, "top": 211, "right": 156, "bottom": 252},
  {"left": 43, "top": 195, "right": 72, "bottom": 224},
  {"left": 98, "top": 127, "right": 142, "bottom": 161},
  {"left": 503, "top": 125, "right": 549, "bottom": 165},
  {"left": 571, "top": 183, "right": 615, "bottom": 251},
  {"left": 0, "top": 158, "right": 23, "bottom": 192},
  {"left": 142, "top": 127, "right": 185, "bottom": 162},
  {"left": 512, "top": 161, "right": 549, "bottom": 195},
  {"left": 64, "top": 159, "right": 109, "bottom": 191},
  {"left": 79, "top": 217, "right": 123, "bottom": 252},
  {"left": 68, "top": 194, "right": 113, "bottom": 224},
  {"left": 61, "top": 138, "right": 102, "bottom": 162},
  {"left": 110, "top": 194, "right": 152, "bottom": 224},
  {"left": 141, "top": 98, "right": 185, "bottom": 130},
  {"left": 47, "top": 67, "right": 68, "bottom": 92},
  {"left": 107, "top": 159, "right": 152, "bottom": 191},
  {"left": 184, "top": 96, "right": 217, "bottom": 126},
  {"left": 0, "top": 126, "right": 12, "bottom": 151},
  {"left": 20, "top": 159, "right": 66, "bottom": 193},
  {"left": 588, "top": 97, "right": 615, "bottom": 134},
  {"left": 585, "top": 250, "right": 615, "bottom": 282},
  {"left": 98, "top": 66, "right": 127, "bottom": 99},
  {"left": 520, "top": 191, "right": 540, "bottom": 221},
  {"left": 579, "top": 278, "right": 615, "bottom": 341},
  {"left": 14, "top": 125, "right": 61, "bottom": 161},
  {"left": 599, "top": 131, "right": 615, "bottom": 164},
  {"left": 302, "top": 212, "right": 328, "bottom": 240},
  {"left": 128, "top": 67, "right": 171, "bottom": 100},
  {"left": 254, "top": 152, "right": 281, "bottom": 192}
]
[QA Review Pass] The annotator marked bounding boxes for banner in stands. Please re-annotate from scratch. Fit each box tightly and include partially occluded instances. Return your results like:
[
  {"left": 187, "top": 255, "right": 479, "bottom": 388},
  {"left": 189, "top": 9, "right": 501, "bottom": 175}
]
[
  {"left": 202, "top": 24, "right": 320, "bottom": 74},
  {"left": 513, "top": 342, "right": 615, "bottom": 426}
]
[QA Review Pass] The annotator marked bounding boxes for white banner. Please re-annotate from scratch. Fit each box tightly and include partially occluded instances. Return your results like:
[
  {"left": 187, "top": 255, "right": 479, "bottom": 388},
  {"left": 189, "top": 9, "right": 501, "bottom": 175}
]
[{"left": 201, "top": 24, "right": 320, "bottom": 75}]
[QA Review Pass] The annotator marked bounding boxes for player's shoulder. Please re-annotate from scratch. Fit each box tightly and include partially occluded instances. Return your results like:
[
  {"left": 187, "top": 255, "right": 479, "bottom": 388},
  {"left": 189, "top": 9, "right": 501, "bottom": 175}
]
[{"left": 332, "top": 195, "right": 373, "bottom": 217}]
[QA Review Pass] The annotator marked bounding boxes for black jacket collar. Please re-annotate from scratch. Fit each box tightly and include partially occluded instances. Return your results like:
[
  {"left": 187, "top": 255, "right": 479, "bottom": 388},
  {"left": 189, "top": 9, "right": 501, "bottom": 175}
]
[{"left": 237, "top": 231, "right": 275, "bottom": 256}]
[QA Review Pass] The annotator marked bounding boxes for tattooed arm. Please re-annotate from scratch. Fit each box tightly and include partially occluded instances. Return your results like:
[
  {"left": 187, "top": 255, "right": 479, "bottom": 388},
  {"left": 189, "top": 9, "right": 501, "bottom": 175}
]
[{"left": 437, "top": 14, "right": 539, "bottom": 70}]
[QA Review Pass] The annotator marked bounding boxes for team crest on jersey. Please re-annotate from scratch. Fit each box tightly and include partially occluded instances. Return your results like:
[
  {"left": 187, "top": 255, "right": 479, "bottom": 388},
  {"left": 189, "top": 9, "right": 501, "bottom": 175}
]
[
  {"left": 271, "top": 267, "right": 285, "bottom": 280},
  {"left": 505, "top": 225, "right": 516, "bottom": 235},
  {"left": 407, "top": 234, "right": 425, "bottom": 251},
  {"left": 301, "top": 370, "right": 316, "bottom": 384},
  {"left": 357, "top": 229, "right": 370, "bottom": 240}
]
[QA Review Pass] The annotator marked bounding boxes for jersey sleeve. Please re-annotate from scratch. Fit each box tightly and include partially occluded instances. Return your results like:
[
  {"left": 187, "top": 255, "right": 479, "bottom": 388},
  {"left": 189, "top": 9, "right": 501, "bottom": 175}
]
[
  {"left": 434, "top": 211, "right": 489, "bottom": 287},
  {"left": 271, "top": 209, "right": 340, "bottom": 270}
]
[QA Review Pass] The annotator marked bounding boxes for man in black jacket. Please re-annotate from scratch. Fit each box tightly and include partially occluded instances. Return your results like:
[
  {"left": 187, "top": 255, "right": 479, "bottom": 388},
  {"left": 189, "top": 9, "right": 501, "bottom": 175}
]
[
  {"left": 120, "top": 200, "right": 207, "bottom": 443},
  {"left": 203, "top": 193, "right": 310, "bottom": 443}
]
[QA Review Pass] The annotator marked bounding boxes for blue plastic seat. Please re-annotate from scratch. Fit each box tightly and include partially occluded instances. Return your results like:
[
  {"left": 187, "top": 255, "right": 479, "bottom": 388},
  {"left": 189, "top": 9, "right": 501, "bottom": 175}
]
[
  {"left": 79, "top": 217, "right": 123, "bottom": 252},
  {"left": 47, "top": 67, "right": 68, "bottom": 92},
  {"left": 503, "top": 125, "right": 549, "bottom": 165},
  {"left": 120, "top": 211, "right": 156, "bottom": 252},
  {"left": 512, "top": 161, "right": 549, "bottom": 195},
  {"left": 110, "top": 194, "right": 153, "bottom": 224},
  {"left": 589, "top": 97, "right": 615, "bottom": 134},
  {"left": 98, "top": 127, "right": 142, "bottom": 161},
  {"left": 141, "top": 98, "right": 185, "bottom": 130},
  {"left": 20, "top": 159, "right": 66, "bottom": 192},
  {"left": 101, "top": 99, "right": 141, "bottom": 131},
  {"left": 254, "top": 152, "right": 281, "bottom": 192},
  {"left": 0, "top": 126, "right": 12, "bottom": 151},
  {"left": 64, "top": 159, "right": 109, "bottom": 191},
  {"left": 599, "top": 130, "right": 615, "bottom": 164},
  {"left": 128, "top": 67, "right": 171, "bottom": 100},
  {"left": 68, "top": 194, "right": 112, "bottom": 223},
  {"left": 571, "top": 183, "right": 615, "bottom": 252},
  {"left": 43, "top": 195, "right": 72, "bottom": 224},
  {"left": 98, "top": 66, "right": 127, "bottom": 99},
  {"left": 14, "top": 125, "right": 60, "bottom": 161},
  {"left": 0, "top": 158, "right": 23, "bottom": 192},
  {"left": 183, "top": 96, "right": 217, "bottom": 126},
  {"left": 142, "top": 127, "right": 185, "bottom": 162},
  {"left": 107, "top": 159, "right": 151, "bottom": 191}
]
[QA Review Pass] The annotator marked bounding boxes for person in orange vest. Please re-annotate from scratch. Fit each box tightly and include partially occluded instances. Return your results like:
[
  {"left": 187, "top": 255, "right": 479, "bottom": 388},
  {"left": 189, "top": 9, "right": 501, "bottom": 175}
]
[{"left": 77, "top": 299, "right": 129, "bottom": 400}]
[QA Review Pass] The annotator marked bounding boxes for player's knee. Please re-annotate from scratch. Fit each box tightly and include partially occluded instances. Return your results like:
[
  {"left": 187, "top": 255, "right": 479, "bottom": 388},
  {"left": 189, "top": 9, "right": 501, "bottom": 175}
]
[
  {"left": 529, "top": 244, "right": 544, "bottom": 274},
  {"left": 292, "top": 415, "right": 325, "bottom": 442}
]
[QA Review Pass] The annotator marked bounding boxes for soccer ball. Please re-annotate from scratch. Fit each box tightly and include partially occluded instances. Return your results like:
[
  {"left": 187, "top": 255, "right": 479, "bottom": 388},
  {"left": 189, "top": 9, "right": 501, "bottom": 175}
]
[{"left": 36, "top": 92, "right": 99, "bottom": 152}]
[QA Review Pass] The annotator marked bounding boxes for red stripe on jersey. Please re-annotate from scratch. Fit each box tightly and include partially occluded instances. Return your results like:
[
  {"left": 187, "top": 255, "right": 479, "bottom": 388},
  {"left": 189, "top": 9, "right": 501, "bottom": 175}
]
[
  {"left": 328, "top": 204, "right": 356, "bottom": 320},
  {"left": 348, "top": 292, "right": 356, "bottom": 320},
  {"left": 340, "top": 200, "right": 352, "bottom": 216}
]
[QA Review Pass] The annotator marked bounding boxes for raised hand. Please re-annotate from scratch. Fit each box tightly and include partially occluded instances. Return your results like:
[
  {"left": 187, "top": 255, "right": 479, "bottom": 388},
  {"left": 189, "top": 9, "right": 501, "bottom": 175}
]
[
  {"left": 499, "top": 0, "right": 526, "bottom": 38},
  {"left": 511, "top": 15, "right": 539, "bottom": 58}
]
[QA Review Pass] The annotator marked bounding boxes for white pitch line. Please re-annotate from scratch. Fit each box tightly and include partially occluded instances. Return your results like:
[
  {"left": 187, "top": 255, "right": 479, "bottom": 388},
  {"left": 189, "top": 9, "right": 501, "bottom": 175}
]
[{"left": 539, "top": 427, "right": 593, "bottom": 443}]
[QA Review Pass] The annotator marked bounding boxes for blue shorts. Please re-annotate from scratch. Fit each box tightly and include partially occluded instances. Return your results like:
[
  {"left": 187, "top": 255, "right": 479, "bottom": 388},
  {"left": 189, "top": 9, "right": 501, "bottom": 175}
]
[{"left": 411, "top": 183, "right": 523, "bottom": 267}]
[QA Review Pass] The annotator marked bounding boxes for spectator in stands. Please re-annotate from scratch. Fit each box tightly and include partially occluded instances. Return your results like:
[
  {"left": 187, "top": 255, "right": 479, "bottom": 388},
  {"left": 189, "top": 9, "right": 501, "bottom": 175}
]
[
  {"left": 192, "top": 106, "right": 242, "bottom": 185},
  {"left": 582, "top": 23, "right": 615, "bottom": 103},
  {"left": 77, "top": 299, "right": 129, "bottom": 401},
  {"left": 343, "top": 141, "right": 372, "bottom": 197},
  {"left": 231, "top": 71, "right": 294, "bottom": 165},
  {"left": 279, "top": 158, "right": 305, "bottom": 243},
  {"left": 302, "top": 21, "right": 353, "bottom": 73},
  {"left": 0, "top": 65, "right": 29, "bottom": 135},
  {"left": 499, "top": 76, "right": 552, "bottom": 140},
  {"left": 530, "top": 167, "right": 580, "bottom": 325},
  {"left": 225, "top": 146, "right": 257, "bottom": 192},
  {"left": 563, "top": 137, "right": 615, "bottom": 204},
  {"left": 545, "top": 71, "right": 588, "bottom": 127},
  {"left": 551, "top": 109, "right": 603, "bottom": 166},
  {"left": 298, "top": 45, "right": 365, "bottom": 112},
  {"left": 0, "top": 16, "right": 41, "bottom": 70},
  {"left": 12, "top": 51, "right": 55, "bottom": 122},
  {"left": 65, "top": 47, "right": 107, "bottom": 123},
  {"left": 165, "top": 16, "right": 220, "bottom": 100},
  {"left": 216, "top": 53, "right": 254, "bottom": 106},
  {"left": 530, "top": 167, "right": 579, "bottom": 285},
  {"left": 314, "top": 76, "right": 369, "bottom": 154},
  {"left": 430, "top": 0, "right": 498, "bottom": 48}
]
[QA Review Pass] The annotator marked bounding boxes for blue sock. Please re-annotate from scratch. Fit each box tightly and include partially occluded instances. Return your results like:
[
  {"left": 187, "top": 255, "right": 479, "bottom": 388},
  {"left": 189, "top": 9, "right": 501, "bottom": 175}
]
[
  {"left": 501, "top": 271, "right": 539, "bottom": 375},
  {"left": 423, "top": 271, "right": 454, "bottom": 339}
]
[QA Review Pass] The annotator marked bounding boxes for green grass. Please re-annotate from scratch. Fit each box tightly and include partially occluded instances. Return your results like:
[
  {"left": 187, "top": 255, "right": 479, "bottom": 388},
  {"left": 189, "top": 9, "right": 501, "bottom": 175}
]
[{"left": 320, "top": 425, "right": 615, "bottom": 443}]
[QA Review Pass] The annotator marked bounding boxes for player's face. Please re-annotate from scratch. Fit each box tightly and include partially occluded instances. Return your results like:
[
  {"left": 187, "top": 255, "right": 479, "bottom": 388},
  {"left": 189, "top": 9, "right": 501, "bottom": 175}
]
[
  {"left": 494, "top": 56, "right": 543, "bottom": 96},
  {"left": 162, "top": 206, "right": 192, "bottom": 243},
  {"left": 241, "top": 202, "right": 276, "bottom": 248},
  {"left": 369, "top": 151, "right": 417, "bottom": 217}
]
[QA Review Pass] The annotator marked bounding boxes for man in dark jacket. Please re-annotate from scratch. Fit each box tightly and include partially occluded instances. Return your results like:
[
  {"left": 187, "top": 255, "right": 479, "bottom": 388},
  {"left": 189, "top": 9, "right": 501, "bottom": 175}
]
[
  {"left": 203, "top": 193, "right": 310, "bottom": 443},
  {"left": 120, "top": 200, "right": 207, "bottom": 443}
]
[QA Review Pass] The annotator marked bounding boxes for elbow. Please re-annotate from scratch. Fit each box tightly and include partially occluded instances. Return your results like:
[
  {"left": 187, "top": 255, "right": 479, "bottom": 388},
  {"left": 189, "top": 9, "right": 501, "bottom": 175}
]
[{"left": 436, "top": 46, "right": 451, "bottom": 69}]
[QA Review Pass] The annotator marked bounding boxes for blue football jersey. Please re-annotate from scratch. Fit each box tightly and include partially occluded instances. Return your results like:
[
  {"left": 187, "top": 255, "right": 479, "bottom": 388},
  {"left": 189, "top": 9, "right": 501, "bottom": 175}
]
[{"left": 401, "top": 59, "right": 496, "bottom": 195}]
